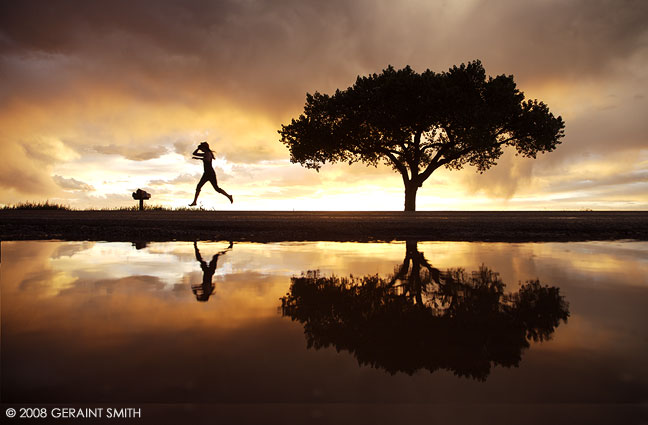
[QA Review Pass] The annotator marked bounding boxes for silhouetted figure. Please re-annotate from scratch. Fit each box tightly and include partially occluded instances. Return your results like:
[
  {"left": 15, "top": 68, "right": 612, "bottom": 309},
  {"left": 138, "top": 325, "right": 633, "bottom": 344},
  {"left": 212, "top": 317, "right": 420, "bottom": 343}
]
[
  {"left": 281, "top": 241, "right": 569, "bottom": 380},
  {"left": 192, "top": 241, "right": 233, "bottom": 302},
  {"left": 189, "top": 141, "right": 233, "bottom": 206}
]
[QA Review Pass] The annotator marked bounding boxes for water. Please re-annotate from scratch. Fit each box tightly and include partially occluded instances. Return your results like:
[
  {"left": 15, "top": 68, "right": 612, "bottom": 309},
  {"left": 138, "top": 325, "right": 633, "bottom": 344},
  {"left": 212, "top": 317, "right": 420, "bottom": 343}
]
[{"left": 1, "top": 240, "right": 647, "bottom": 423}]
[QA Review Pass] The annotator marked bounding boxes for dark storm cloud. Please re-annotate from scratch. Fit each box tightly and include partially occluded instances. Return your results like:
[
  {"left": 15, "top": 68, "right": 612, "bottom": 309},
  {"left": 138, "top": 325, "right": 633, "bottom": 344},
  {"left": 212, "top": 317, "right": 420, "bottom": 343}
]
[
  {"left": 446, "top": 0, "right": 648, "bottom": 81},
  {"left": 0, "top": 0, "right": 373, "bottom": 113},
  {"left": 3, "top": 0, "right": 645, "bottom": 113}
]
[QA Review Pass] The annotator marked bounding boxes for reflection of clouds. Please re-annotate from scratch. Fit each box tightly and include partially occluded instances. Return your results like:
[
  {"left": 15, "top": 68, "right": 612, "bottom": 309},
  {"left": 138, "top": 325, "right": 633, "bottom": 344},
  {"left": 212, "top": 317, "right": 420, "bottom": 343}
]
[
  {"left": 39, "top": 240, "right": 648, "bottom": 298},
  {"left": 3, "top": 242, "right": 78, "bottom": 298},
  {"left": 51, "top": 241, "right": 95, "bottom": 259},
  {"left": 2, "top": 239, "right": 648, "bottom": 405},
  {"left": 415, "top": 241, "right": 648, "bottom": 291},
  {"left": 51, "top": 243, "right": 192, "bottom": 288},
  {"left": 19, "top": 268, "right": 78, "bottom": 297},
  {"left": 146, "top": 241, "right": 232, "bottom": 263},
  {"left": 3, "top": 242, "right": 293, "bottom": 332},
  {"left": 529, "top": 242, "right": 648, "bottom": 287},
  {"left": 4, "top": 240, "right": 648, "bottom": 335},
  {"left": 145, "top": 241, "right": 398, "bottom": 277},
  {"left": 93, "top": 275, "right": 167, "bottom": 294}
]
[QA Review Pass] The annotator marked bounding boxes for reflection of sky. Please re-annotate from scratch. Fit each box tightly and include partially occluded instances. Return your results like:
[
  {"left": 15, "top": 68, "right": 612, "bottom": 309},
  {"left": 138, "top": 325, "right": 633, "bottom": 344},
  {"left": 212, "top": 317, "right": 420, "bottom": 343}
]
[
  {"left": 2, "top": 240, "right": 647, "bottom": 411},
  {"left": 39, "top": 240, "right": 648, "bottom": 294},
  {"left": 52, "top": 242, "right": 202, "bottom": 289},
  {"left": 4, "top": 240, "right": 648, "bottom": 335}
]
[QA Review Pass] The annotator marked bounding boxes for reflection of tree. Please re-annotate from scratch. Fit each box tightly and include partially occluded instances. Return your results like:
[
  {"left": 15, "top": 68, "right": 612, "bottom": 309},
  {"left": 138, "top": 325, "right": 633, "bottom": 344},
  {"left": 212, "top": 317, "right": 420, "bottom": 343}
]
[
  {"left": 192, "top": 241, "right": 232, "bottom": 302},
  {"left": 281, "top": 241, "right": 569, "bottom": 380}
]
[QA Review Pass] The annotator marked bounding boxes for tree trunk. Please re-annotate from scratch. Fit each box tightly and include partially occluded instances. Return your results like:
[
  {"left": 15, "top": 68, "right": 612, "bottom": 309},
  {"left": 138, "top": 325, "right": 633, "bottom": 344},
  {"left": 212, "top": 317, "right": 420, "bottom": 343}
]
[{"left": 404, "top": 182, "right": 418, "bottom": 212}]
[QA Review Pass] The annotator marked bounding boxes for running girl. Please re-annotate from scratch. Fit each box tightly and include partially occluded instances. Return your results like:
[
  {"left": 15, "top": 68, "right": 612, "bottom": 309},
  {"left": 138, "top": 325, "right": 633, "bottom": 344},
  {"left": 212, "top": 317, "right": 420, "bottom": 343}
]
[{"left": 189, "top": 141, "right": 233, "bottom": 206}]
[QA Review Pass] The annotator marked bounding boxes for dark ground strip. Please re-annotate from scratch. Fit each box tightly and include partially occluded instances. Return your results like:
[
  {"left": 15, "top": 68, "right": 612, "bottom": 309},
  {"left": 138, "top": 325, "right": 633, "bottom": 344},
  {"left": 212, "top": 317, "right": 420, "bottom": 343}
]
[{"left": 1, "top": 211, "right": 647, "bottom": 242}]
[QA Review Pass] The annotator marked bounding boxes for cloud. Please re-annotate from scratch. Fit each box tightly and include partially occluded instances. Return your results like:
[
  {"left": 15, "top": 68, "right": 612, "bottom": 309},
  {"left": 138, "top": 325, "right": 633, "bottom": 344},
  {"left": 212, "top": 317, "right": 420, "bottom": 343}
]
[
  {"left": 557, "top": 95, "right": 648, "bottom": 158},
  {"left": 551, "top": 170, "right": 648, "bottom": 194},
  {"left": 5, "top": 0, "right": 642, "bottom": 113},
  {"left": 0, "top": 137, "right": 64, "bottom": 198},
  {"left": 52, "top": 192, "right": 135, "bottom": 209},
  {"left": 53, "top": 175, "right": 95, "bottom": 192},
  {"left": 173, "top": 140, "right": 194, "bottom": 156},
  {"left": 0, "top": 0, "right": 646, "bottom": 209},
  {"left": 2, "top": 1, "right": 647, "bottom": 113},
  {"left": 447, "top": 0, "right": 648, "bottom": 81},
  {"left": 92, "top": 144, "right": 169, "bottom": 161},
  {"left": 149, "top": 173, "right": 200, "bottom": 186},
  {"left": 460, "top": 150, "right": 536, "bottom": 199},
  {"left": 270, "top": 168, "right": 322, "bottom": 188}
]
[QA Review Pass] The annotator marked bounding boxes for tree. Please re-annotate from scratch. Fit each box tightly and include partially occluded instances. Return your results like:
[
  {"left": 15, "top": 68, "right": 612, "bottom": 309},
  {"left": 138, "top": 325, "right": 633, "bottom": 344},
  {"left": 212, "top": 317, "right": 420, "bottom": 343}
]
[
  {"left": 279, "top": 61, "right": 565, "bottom": 211},
  {"left": 280, "top": 241, "right": 570, "bottom": 379}
]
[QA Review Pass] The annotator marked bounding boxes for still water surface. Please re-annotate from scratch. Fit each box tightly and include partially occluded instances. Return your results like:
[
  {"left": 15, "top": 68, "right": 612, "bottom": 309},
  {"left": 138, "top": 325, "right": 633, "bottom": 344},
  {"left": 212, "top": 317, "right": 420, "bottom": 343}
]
[{"left": 1, "top": 240, "right": 647, "bottom": 421}]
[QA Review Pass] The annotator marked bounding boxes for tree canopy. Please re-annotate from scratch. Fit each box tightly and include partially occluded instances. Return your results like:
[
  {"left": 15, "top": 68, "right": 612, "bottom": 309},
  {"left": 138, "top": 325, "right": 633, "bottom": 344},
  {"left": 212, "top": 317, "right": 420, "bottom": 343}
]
[{"left": 279, "top": 60, "right": 565, "bottom": 211}]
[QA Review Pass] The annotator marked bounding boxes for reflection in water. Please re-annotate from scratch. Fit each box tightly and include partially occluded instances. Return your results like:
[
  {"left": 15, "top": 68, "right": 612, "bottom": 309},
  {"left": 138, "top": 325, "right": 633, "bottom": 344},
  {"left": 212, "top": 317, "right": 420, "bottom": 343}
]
[
  {"left": 281, "top": 241, "right": 570, "bottom": 380},
  {"left": 192, "top": 241, "right": 233, "bottom": 302},
  {"left": 3, "top": 240, "right": 647, "bottom": 419}
]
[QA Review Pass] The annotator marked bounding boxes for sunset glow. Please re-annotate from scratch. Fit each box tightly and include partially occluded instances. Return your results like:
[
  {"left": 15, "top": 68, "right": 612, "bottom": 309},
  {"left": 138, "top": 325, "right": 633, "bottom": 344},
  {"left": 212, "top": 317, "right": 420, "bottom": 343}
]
[{"left": 1, "top": 1, "right": 646, "bottom": 210}]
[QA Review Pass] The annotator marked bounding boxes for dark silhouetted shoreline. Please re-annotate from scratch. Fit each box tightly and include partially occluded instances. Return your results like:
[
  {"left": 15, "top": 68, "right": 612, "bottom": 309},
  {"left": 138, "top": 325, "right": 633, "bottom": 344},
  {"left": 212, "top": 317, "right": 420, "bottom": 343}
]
[{"left": 1, "top": 210, "right": 647, "bottom": 242}]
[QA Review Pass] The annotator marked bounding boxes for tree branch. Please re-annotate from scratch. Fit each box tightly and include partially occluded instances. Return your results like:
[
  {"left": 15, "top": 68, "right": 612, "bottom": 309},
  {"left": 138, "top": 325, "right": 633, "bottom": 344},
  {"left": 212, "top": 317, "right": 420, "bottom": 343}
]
[
  {"left": 385, "top": 147, "right": 405, "bottom": 156},
  {"left": 420, "top": 142, "right": 445, "bottom": 152},
  {"left": 419, "top": 148, "right": 446, "bottom": 182},
  {"left": 381, "top": 148, "right": 410, "bottom": 181},
  {"left": 412, "top": 130, "right": 422, "bottom": 177}
]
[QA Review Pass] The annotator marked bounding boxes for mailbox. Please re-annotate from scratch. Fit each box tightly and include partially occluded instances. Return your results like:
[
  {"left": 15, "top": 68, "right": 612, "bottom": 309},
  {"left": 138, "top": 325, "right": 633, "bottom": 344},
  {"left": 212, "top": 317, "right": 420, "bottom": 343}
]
[{"left": 132, "top": 189, "right": 151, "bottom": 211}]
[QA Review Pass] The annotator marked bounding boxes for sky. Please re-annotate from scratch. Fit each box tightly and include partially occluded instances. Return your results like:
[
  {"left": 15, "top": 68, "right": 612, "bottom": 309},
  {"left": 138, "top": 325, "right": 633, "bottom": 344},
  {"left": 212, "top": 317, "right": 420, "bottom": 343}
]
[{"left": 1, "top": 0, "right": 647, "bottom": 210}]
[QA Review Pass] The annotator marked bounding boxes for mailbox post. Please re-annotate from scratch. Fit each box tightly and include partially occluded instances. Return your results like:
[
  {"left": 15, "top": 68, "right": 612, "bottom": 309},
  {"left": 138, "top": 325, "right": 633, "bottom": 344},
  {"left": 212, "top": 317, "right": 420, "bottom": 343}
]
[{"left": 132, "top": 189, "right": 151, "bottom": 211}]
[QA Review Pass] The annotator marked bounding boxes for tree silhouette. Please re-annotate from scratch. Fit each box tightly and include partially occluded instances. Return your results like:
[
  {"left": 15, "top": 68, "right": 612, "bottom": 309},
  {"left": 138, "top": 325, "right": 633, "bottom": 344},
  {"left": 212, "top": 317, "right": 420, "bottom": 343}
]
[
  {"left": 279, "top": 61, "right": 565, "bottom": 211},
  {"left": 280, "top": 241, "right": 569, "bottom": 379}
]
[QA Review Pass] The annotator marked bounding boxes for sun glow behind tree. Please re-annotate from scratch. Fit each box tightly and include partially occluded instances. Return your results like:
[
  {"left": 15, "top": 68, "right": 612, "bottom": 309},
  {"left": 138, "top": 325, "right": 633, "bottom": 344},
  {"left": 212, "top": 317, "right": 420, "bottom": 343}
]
[{"left": 0, "top": 0, "right": 646, "bottom": 210}]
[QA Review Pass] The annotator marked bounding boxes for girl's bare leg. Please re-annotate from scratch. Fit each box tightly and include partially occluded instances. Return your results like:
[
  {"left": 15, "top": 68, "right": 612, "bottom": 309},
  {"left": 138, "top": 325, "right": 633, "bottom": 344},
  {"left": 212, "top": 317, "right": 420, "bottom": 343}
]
[
  {"left": 210, "top": 178, "right": 233, "bottom": 203},
  {"left": 190, "top": 176, "right": 209, "bottom": 206}
]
